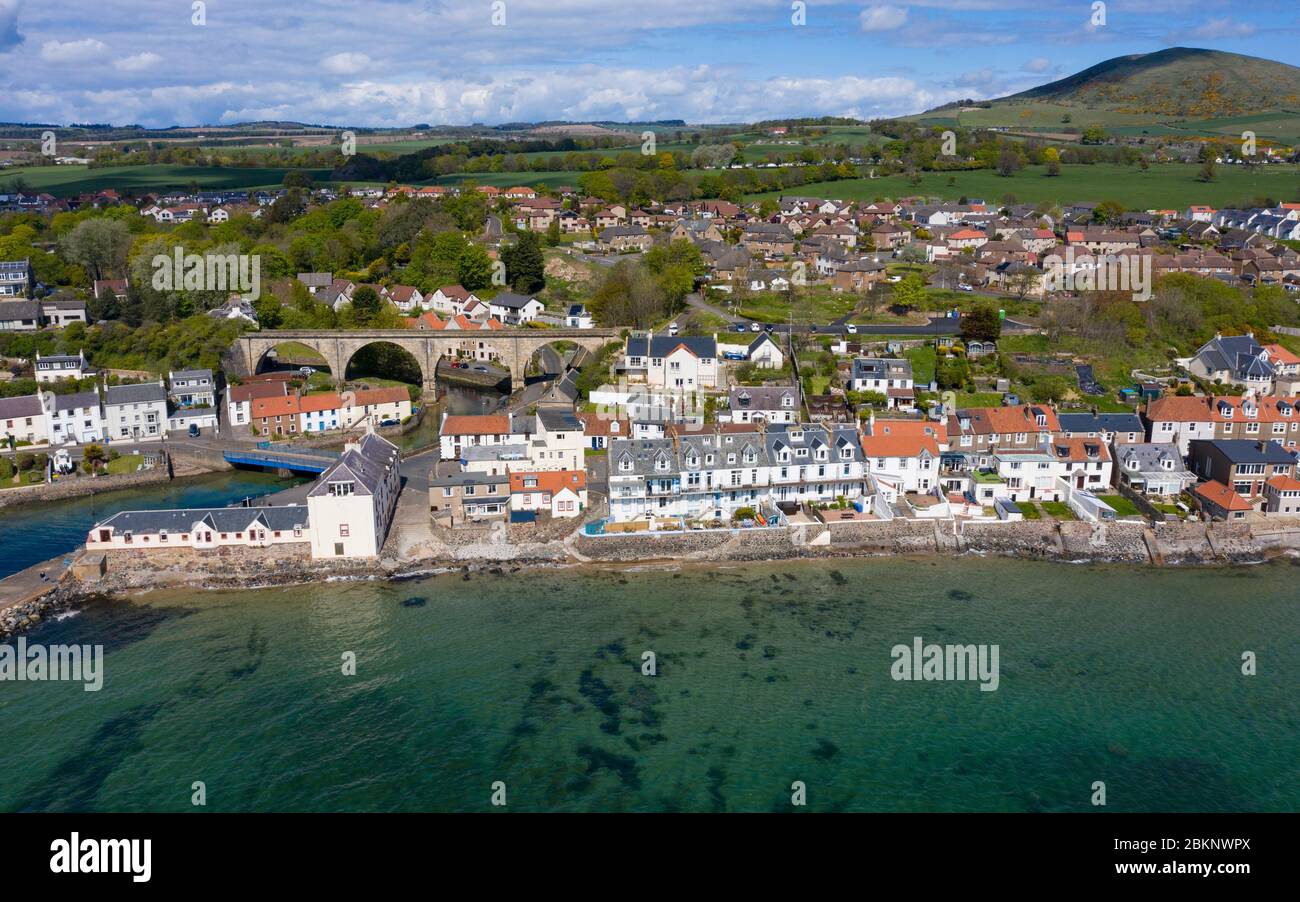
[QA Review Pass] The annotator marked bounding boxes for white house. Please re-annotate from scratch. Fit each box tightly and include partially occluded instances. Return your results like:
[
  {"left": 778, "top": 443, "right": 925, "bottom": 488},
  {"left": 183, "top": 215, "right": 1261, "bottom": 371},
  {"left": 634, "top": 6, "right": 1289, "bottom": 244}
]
[
  {"left": 0, "top": 394, "right": 49, "bottom": 445},
  {"left": 509, "top": 469, "right": 588, "bottom": 518},
  {"left": 860, "top": 420, "right": 946, "bottom": 497},
  {"left": 724, "top": 385, "right": 799, "bottom": 424},
  {"left": 34, "top": 350, "right": 90, "bottom": 383},
  {"left": 104, "top": 380, "right": 169, "bottom": 440},
  {"left": 43, "top": 390, "right": 106, "bottom": 444},
  {"left": 306, "top": 431, "right": 401, "bottom": 559},
  {"left": 488, "top": 292, "right": 545, "bottom": 325},
  {"left": 623, "top": 332, "right": 719, "bottom": 390}
]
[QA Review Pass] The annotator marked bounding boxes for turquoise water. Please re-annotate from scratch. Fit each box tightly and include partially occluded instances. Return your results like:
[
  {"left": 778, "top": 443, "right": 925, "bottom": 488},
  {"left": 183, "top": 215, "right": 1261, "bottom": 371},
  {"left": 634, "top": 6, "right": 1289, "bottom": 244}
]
[
  {"left": 0, "top": 471, "right": 302, "bottom": 580},
  {"left": 0, "top": 556, "right": 1295, "bottom": 812}
]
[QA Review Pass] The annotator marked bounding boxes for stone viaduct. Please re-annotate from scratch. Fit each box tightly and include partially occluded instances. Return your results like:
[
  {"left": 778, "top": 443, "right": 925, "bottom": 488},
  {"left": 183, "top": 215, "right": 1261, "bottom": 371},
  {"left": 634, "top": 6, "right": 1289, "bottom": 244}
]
[{"left": 227, "top": 328, "right": 619, "bottom": 393}]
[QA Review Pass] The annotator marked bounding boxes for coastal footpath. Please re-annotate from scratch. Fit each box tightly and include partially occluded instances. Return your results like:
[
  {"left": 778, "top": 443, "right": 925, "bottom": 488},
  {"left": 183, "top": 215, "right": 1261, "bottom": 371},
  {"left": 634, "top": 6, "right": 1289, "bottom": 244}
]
[{"left": 5, "top": 515, "right": 1300, "bottom": 640}]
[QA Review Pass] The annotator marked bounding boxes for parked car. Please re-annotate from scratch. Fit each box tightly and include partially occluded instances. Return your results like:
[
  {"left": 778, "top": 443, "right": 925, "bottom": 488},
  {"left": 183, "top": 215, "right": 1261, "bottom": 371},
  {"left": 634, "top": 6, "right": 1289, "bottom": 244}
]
[
  {"left": 750, "top": 321, "right": 761, "bottom": 332},
  {"left": 957, "top": 284, "right": 974, "bottom": 292},
  {"left": 188, "top": 423, "right": 200, "bottom": 438},
  {"left": 379, "top": 419, "right": 400, "bottom": 427},
  {"left": 733, "top": 323, "right": 748, "bottom": 332},
  {"left": 668, "top": 322, "right": 679, "bottom": 336},
  {"left": 845, "top": 323, "right": 858, "bottom": 334}
]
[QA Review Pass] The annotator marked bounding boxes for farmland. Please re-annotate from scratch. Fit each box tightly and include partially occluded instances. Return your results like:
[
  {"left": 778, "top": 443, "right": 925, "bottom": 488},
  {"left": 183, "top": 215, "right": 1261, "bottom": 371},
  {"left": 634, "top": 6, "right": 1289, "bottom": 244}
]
[
  {"left": 0, "top": 163, "right": 340, "bottom": 197},
  {"left": 746, "top": 162, "right": 1300, "bottom": 208}
]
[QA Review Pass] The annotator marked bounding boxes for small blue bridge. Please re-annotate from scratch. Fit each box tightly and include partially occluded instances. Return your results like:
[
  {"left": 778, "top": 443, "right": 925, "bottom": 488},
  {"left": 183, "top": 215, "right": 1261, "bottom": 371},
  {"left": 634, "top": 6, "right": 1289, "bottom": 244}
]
[{"left": 223, "top": 446, "right": 340, "bottom": 474}]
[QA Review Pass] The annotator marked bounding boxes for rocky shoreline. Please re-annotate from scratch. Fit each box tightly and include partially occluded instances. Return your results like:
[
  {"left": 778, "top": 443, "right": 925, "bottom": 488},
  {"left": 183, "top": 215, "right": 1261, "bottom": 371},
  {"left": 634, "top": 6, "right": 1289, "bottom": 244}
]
[{"left": 5, "top": 516, "right": 1298, "bottom": 641}]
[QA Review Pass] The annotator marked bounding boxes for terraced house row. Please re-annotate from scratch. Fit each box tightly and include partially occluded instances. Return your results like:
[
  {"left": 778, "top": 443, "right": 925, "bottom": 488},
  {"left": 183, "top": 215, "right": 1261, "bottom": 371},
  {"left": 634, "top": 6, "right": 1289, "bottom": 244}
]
[{"left": 607, "top": 422, "right": 868, "bottom": 524}]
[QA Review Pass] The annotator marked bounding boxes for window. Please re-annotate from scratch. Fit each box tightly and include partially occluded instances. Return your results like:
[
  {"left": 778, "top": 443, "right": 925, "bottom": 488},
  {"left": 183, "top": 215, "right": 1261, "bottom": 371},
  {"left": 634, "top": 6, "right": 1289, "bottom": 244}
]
[{"left": 329, "top": 481, "right": 355, "bottom": 496}]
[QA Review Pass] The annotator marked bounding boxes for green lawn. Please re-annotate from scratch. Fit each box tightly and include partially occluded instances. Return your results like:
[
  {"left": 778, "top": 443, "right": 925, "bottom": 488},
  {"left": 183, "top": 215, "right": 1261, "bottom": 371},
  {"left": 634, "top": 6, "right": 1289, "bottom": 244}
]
[
  {"left": 105, "top": 454, "right": 144, "bottom": 475},
  {"left": 1018, "top": 502, "right": 1042, "bottom": 520},
  {"left": 904, "top": 346, "right": 937, "bottom": 385},
  {"left": 1097, "top": 494, "right": 1143, "bottom": 517},
  {"left": 1040, "top": 501, "right": 1077, "bottom": 520},
  {"left": 735, "top": 288, "right": 857, "bottom": 324},
  {"left": 746, "top": 163, "right": 1300, "bottom": 209}
]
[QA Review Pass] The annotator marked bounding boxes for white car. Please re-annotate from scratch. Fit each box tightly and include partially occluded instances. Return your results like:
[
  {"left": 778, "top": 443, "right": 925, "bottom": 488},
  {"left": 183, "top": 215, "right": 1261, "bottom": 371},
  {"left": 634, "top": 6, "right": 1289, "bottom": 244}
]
[
  {"left": 750, "top": 321, "right": 761, "bottom": 332},
  {"left": 668, "top": 322, "right": 679, "bottom": 336},
  {"left": 845, "top": 323, "right": 858, "bottom": 334},
  {"left": 958, "top": 284, "right": 974, "bottom": 292}
]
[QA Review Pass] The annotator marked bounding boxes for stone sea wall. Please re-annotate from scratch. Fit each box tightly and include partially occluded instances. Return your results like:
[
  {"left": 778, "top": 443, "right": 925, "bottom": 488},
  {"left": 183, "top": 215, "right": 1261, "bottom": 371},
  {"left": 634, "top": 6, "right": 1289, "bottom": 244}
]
[{"left": 0, "top": 466, "right": 172, "bottom": 509}]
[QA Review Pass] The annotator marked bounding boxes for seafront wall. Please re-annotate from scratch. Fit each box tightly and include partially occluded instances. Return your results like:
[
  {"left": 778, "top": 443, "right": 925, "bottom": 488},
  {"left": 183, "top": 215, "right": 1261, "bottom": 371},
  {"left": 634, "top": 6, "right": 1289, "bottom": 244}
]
[
  {"left": 6, "top": 516, "right": 1298, "bottom": 640},
  {"left": 0, "top": 466, "right": 173, "bottom": 509}
]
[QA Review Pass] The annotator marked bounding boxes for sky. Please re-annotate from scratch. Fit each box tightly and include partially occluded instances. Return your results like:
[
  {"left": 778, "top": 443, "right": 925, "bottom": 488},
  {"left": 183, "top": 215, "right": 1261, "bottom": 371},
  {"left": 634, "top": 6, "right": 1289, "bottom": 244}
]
[{"left": 0, "top": 0, "right": 1297, "bottom": 128}]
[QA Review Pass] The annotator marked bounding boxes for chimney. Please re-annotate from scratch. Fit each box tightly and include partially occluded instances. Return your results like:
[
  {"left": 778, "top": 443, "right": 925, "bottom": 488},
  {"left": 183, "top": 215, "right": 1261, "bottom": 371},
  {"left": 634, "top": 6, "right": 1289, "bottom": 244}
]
[{"left": 868, "top": 409, "right": 876, "bottom": 434}]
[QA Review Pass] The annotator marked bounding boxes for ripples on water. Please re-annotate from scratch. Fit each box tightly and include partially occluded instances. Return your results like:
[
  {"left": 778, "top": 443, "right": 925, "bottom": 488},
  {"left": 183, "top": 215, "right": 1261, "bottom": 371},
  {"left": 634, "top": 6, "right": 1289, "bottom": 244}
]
[{"left": 0, "top": 557, "right": 1296, "bottom": 813}]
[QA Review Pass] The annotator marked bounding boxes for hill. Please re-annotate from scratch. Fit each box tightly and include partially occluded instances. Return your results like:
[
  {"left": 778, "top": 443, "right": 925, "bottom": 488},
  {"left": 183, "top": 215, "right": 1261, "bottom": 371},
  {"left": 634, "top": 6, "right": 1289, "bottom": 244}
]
[{"left": 998, "top": 47, "right": 1300, "bottom": 118}]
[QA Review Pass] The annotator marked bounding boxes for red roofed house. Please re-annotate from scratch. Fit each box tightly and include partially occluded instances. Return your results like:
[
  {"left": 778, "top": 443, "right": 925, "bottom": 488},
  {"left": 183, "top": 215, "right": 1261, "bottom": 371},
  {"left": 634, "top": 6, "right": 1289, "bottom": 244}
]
[
  {"left": 1192, "top": 480, "right": 1253, "bottom": 521},
  {"left": 1263, "top": 474, "right": 1300, "bottom": 515},
  {"left": 509, "top": 469, "right": 587, "bottom": 518}
]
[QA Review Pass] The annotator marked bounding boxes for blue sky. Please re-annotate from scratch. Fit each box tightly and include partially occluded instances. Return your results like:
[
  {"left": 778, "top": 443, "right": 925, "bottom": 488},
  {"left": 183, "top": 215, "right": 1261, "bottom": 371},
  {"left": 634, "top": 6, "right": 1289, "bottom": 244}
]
[{"left": 0, "top": 0, "right": 1297, "bottom": 127}]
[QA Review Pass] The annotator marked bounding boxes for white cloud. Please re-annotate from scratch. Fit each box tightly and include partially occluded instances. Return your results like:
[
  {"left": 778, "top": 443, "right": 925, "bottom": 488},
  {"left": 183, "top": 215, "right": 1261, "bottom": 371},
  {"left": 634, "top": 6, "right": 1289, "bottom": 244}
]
[
  {"left": 40, "top": 37, "right": 107, "bottom": 63},
  {"left": 115, "top": 51, "right": 161, "bottom": 72},
  {"left": 1023, "top": 56, "right": 1051, "bottom": 73},
  {"left": 1187, "top": 18, "right": 1256, "bottom": 39},
  {"left": 860, "top": 4, "right": 908, "bottom": 31},
  {"left": 321, "top": 51, "right": 371, "bottom": 76},
  {"left": 0, "top": 0, "right": 21, "bottom": 52}
]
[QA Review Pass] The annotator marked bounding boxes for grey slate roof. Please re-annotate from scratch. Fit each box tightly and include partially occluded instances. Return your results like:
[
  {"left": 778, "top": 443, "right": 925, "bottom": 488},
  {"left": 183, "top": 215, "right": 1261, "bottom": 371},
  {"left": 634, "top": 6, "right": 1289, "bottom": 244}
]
[
  {"left": 0, "top": 394, "right": 42, "bottom": 419},
  {"left": 0, "top": 300, "right": 40, "bottom": 319},
  {"left": 536, "top": 406, "right": 581, "bottom": 432},
  {"left": 1114, "top": 442, "right": 1191, "bottom": 476},
  {"left": 308, "top": 432, "right": 398, "bottom": 497},
  {"left": 1193, "top": 439, "right": 1296, "bottom": 464},
  {"left": 1057, "top": 412, "right": 1144, "bottom": 435},
  {"left": 93, "top": 505, "right": 309, "bottom": 534},
  {"left": 625, "top": 334, "right": 717, "bottom": 359},
  {"left": 1193, "top": 335, "right": 1274, "bottom": 380},
  {"left": 50, "top": 391, "right": 100, "bottom": 412},
  {"left": 489, "top": 292, "right": 539, "bottom": 310},
  {"left": 105, "top": 382, "right": 167, "bottom": 406}
]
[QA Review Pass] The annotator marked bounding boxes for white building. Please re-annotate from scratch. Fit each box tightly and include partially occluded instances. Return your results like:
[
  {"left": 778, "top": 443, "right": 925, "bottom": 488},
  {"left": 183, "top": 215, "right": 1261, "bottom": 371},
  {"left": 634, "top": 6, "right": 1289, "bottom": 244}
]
[
  {"left": 34, "top": 350, "right": 90, "bottom": 383},
  {"left": 623, "top": 332, "right": 719, "bottom": 390},
  {"left": 723, "top": 385, "right": 799, "bottom": 424},
  {"left": 0, "top": 394, "right": 48, "bottom": 445},
  {"left": 487, "top": 292, "right": 545, "bottom": 325},
  {"left": 168, "top": 369, "right": 216, "bottom": 407},
  {"left": 307, "top": 431, "right": 402, "bottom": 559},
  {"left": 104, "top": 380, "right": 169, "bottom": 440},
  {"left": 43, "top": 390, "right": 106, "bottom": 444}
]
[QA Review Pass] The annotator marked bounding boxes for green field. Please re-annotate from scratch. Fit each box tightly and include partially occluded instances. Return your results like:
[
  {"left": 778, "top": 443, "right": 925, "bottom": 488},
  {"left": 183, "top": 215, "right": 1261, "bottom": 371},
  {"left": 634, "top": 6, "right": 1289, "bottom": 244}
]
[
  {"left": 1, "top": 164, "right": 339, "bottom": 197},
  {"left": 908, "top": 100, "right": 1300, "bottom": 145},
  {"left": 747, "top": 163, "right": 1300, "bottom": 208}
]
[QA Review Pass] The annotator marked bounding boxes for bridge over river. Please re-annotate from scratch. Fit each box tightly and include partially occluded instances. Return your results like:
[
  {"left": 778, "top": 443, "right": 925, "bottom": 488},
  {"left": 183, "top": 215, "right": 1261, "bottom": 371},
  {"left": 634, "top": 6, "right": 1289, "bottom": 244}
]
[{"left": 228, "top": 328, "right": 619, "bottom": 393}]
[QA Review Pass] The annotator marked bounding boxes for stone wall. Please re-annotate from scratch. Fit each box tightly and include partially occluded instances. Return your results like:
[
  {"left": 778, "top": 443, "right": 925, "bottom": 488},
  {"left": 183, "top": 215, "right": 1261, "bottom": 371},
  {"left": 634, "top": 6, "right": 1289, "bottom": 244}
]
[{"left": 0, "top": 466, "right": 172, "bottom": 509}]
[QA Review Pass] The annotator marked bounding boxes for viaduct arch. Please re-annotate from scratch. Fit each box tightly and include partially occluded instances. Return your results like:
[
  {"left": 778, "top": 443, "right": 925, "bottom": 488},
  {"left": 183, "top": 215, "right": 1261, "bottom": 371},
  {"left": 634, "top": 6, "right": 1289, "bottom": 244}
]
[{"left": 228, "top": 328, "right": 619, "bottom": 394}]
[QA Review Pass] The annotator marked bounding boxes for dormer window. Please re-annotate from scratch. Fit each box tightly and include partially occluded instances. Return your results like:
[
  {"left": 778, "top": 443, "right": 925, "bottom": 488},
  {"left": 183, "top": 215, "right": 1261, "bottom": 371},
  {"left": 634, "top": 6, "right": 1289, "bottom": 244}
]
[
  {"left": 619, "top": 455, "right": 633, "bottom": 473},
  {"left": 328, "top": 481, "right": 355, "bottom": 496}
]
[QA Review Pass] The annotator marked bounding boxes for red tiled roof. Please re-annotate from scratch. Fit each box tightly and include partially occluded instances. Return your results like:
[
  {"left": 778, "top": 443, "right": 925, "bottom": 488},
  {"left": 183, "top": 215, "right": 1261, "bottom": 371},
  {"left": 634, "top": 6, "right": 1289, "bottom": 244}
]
[
  {"left": 442, "top": 414, "right": 511, "bottom": 436},
  {"left": 1193, "top": 480, "right": 1252, "bottom": 511},
  {"left": 509, "top": 470, "right": 586, "bottom": 494}
]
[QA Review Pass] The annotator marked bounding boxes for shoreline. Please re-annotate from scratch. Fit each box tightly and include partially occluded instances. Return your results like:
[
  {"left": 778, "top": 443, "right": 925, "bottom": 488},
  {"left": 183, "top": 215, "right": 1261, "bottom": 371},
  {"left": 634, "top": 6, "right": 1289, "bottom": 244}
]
[{"left": 5, "top": 516, "right": 1299, "bottom": 640}]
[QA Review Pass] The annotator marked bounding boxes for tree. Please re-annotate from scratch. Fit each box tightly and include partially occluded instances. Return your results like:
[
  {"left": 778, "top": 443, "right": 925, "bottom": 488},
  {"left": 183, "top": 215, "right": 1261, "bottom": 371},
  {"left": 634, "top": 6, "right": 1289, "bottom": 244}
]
[
  {"left": 82, "top": 443, "right": 107, "bottom": 474},
  {"left": 1081, "top": 126, "right": 1108, "bottom": 145},
  {"left": 960, "top": 304, "right": 1002, "bottom": 343},
  {"left": 501, "top": 230, "right": 545, "bottom": 293},
  {"left": 891, "top": 273, "right": 927, "bottom": 311},
  {"left": 350, "top": 285, "right": 382, "bottom": 324},
  {"left": 1197, "top": 159, "right": 1217, "bottom": 183},
  {"left": 1042, "top": 146, "right": 1061, "bottom": 177},
  {"left": 457, "top": 244, "right": 493, "bottom": 291},
  {"left": 60, "top": 218, "right": 132, "bottom": 282},
  {"left": 996, "top": 146, "right": 1022, "bottom": 177},
  {"left": 590, "top": 260, "right": 665, "bottom": 328}
]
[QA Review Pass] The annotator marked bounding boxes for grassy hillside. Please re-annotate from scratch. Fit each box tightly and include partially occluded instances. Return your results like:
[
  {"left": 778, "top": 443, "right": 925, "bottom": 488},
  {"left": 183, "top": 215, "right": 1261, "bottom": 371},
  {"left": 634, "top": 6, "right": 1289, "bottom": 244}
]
[
  {"left": 1003, "top": 48, "right": 1300, "bottom": 117},
  {"left": 912, "top": 49, "right": 1300, "bottom": 142},
  {"left": 746, "top": 162, "right": 1300, "bottom": 208}
]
